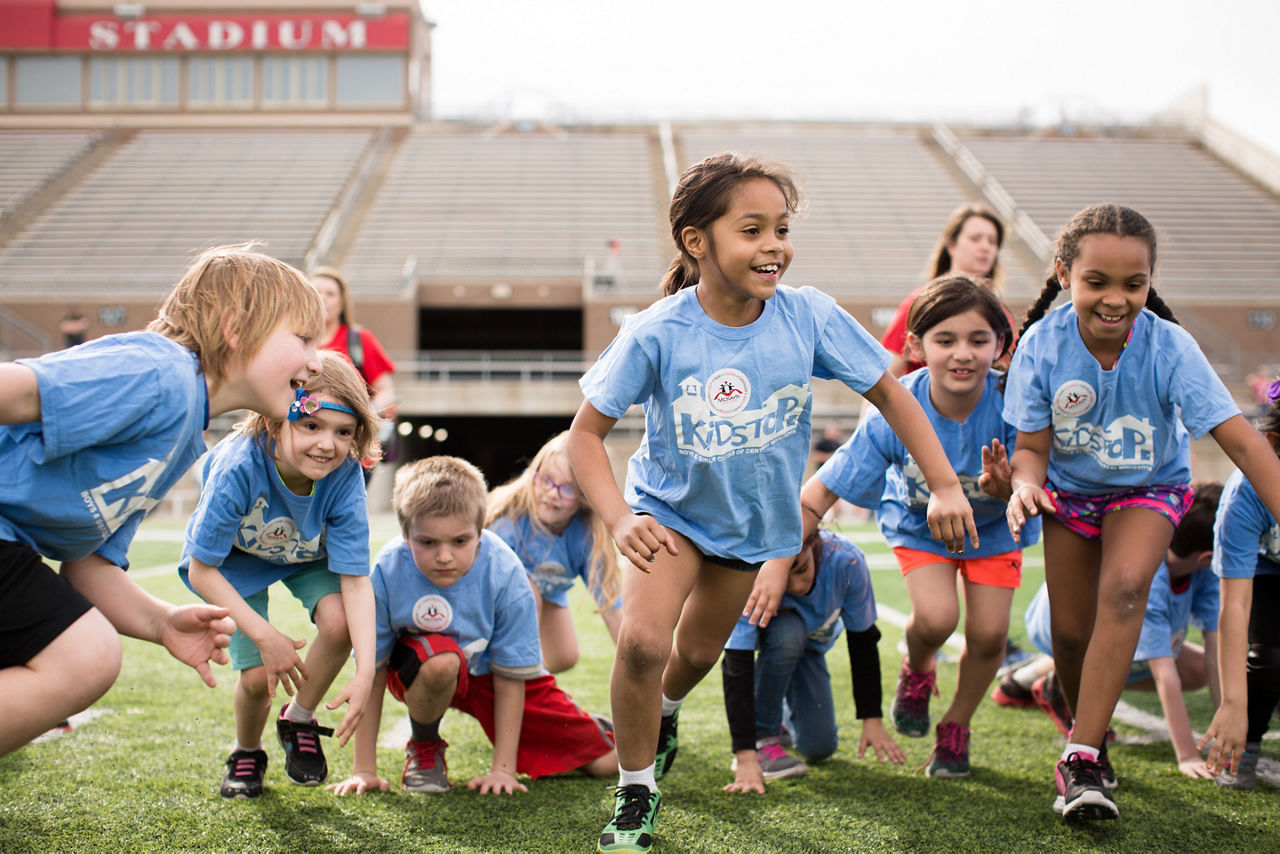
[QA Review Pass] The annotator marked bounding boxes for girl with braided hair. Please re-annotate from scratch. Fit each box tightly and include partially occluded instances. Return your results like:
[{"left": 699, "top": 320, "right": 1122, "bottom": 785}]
[{"left": 1002, "top": 204, "right": 1280, "bottom": 821}]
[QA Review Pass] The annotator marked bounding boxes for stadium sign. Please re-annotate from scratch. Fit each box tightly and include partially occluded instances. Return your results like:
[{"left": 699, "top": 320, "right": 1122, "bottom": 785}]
[{"left": 53, "top": 13, "right": 410, "bottom": 51}]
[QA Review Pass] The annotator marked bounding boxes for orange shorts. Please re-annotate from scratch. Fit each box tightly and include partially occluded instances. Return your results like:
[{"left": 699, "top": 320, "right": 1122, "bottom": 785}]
[{"left": 891, "top": 547, "right": 1023, "bottom": 589}]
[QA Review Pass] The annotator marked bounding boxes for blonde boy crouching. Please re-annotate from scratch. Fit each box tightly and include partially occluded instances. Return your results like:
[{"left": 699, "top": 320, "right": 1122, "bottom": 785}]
[{"left": 327, "top": 456, "right": 617, "bottom": 795}]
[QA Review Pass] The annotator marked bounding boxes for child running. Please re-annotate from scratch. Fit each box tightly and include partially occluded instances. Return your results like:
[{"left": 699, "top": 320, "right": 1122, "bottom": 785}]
[
  {"left": 1204, "top": 382, "right": 1280, "bottom": 789},
  {"left": 569, "top": 151, "right": 977, "bottom": 854},
  {"left": 798, "top": 274, "right": 1036, "bottom": 778},
  {"left": 486, "top": 430, "right": 621, "bottom": 673},
  {"left": 721, "top": 527, "right": 903, "bottom": 793},
  {"left": 181, "top": 351, "right": 380, "bottom": 798},
  {"left": 327, "top": 456, "right": 617, "bottom": 797},
  {"left": 1003, "top": 204, "right": 1280, "bottom": 820},
  {"left": 0, "top": 244, "right": 321, "bottom": 758}
]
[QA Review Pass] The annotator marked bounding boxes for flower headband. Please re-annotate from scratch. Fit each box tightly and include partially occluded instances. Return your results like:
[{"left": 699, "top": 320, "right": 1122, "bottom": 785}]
[
  {"left": 288, "top": 387, "right": 357, "bottom": 421},
  {"left": 1269, "top": 378, "right": 1280, "bottom": 403}
]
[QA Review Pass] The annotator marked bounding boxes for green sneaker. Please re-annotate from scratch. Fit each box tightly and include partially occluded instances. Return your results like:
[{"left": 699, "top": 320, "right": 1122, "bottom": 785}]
[
  {"left": 654, "top": 709, "right": 679, "bottom": 780},
  {"left": 598, "top": 784, "right": 661, "bottom": 853}
]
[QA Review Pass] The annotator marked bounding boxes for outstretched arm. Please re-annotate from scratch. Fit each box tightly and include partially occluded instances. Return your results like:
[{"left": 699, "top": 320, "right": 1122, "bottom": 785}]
[
  {"left": 1006, "top": 428, "right": 1056, "bottom": 543},
  {"left": 468, "top": 673, "right": 527, "bottom": 794},
  {"left": 327, "top": 665, "right": 391, "bottom": 795},
  {"left": 327, "top": 574, "right": 377, "bottom": 745},
  {"left": 60, "top": 554, "right": 235, "bottom": 688},
  {"left": 1148, "top": 656, "right": 1211, "bottom": 779},
  {"left": 568, "top": 400, "right": 677, "bottom": 572},
  {"left": 862, "top": 374, "right": 977, "bottom": 552},
  {"left": 1200, "top": 577, "right": 1251, "bottom": 774}
]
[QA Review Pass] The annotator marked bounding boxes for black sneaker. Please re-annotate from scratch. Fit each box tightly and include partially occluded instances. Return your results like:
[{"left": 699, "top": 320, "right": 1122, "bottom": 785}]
[
  {"left": 1054, "top": 752, "right": 1118, "bottom": 820},
  {"left": 654, "top": 709, "right": 679, "bottom": 780},
  {"left": 220, "top": 749, "right": 268, "bottom": 799},
  {"left": 598, "top": 784, "right": 661, "bottom": 853},
  {"left": 1096, "top": 740, "right": 1118, "bottom": 789},
  {"left": 276, "top": 708, "right": 335, "bottom": 786}
]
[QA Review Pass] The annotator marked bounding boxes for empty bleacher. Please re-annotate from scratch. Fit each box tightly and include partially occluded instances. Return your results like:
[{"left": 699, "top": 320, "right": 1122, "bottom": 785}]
[
  {"left": 0, "top": 129, "right": 373, "bottom": 295},
  {"left": 340, "top": 129, "right": 665, "bottom": 293},
  {"left": 0, "top": 130, "right": 98, "bottom": 220},
  {"left": 677, "top": 125, "right": 1046, "bottom": 302},
  {"left": 957, "top": 133, "right": 1280, "bottom": 302}
]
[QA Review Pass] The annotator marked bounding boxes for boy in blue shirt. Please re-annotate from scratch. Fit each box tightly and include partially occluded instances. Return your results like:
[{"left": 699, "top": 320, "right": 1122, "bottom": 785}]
[{"left": 327, "top": 456, "right": 617, "bottom": 796}]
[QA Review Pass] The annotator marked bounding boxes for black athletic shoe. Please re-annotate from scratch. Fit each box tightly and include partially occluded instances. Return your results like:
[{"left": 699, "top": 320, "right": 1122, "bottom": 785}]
[
  {"left": 276, "top": 708, "right": 334, "bottom": 786},
  {"left": 220, "top": 749, "right": 268, "bottom": 799},
  {"left": 1054, "top": 752, "right": 1118, "bottom": 820}
]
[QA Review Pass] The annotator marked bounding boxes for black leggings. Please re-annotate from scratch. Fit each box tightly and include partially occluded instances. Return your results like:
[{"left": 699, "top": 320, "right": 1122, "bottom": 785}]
[{"left": 1246, "top": 574, "right": 1280, "bottom": 744}]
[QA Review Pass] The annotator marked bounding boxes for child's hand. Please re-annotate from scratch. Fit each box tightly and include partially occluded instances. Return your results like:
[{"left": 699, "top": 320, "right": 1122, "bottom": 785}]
[
  {"left": 611, "top": 513, "right": 678, "bottom": 573},
  {"left": 326, "top": 772, "right": 390, "bottom": 796},
  {"left": 1006, "top": 483, "right": 1054, "bottom": 543},
  {"left": 926, "top": 483, "right": 979, "bottom": 553},
  {"left": 723, "top": 749, "right": 766, "bottom": 794},
  {"left": 257, "top": 627, "right": 309, "bottom": 697},
  {"left": 1199, "top": 701, "right": 1247, "bottom": 775},
  {"left": 857, "top": 718, "right": 906, "bottom": 765},
  {"left": 326, "top": 671, "right": 374, "bottom": 746},
  {"left": 1176, "top": 757, "right": 1215, "bottom": 780},
  {"left": 467, "top": 768, "right": 527, "bottom": 795},
  {"left": 743, "top": 559, "right": 789, "bottom": 628},
  {"left": 978, "top": 439, "right": 1013, "bottom": 501},
  {"left": 159, "top": 604, "right": 236, "bottom": 688}
]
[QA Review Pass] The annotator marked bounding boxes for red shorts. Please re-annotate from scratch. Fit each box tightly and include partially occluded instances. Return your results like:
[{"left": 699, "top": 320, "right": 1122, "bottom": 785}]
[
  {"left": 892, "top": 547, "right": 1023, "bottom": 589},
  {"left": 386, "top": 633, "right": 613, "bottom": 779}
]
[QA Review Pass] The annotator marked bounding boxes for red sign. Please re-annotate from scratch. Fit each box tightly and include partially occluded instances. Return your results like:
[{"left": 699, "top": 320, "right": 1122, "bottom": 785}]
[{"left": 47, "top": 13, "right": 410, "bottom": 52}]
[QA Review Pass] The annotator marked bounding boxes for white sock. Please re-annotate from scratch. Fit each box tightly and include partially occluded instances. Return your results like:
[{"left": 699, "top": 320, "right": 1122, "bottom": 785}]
[
  {"left": 660, "top": 693, "right": 682, "bottom": 718},
  {"left": 1062, "top": 742, "right": 1099, "bottom": 762},
  {"left": 234, "top": 741, "right": 262, "bottom": 753},
  {"left": 283, "top": 701, "right": 315, "bottom": 724},
  {"left": 1011, "top": 664, "right": 1040, "bottom": 690},
  {"left": 618, "top": 763, "right": 657, "bottom": 792}
]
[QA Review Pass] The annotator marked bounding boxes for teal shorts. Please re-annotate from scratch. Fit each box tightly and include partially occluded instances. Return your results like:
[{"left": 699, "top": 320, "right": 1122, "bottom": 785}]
[{"left": 228, "top": 563, "right": 342, "bottom": 671}]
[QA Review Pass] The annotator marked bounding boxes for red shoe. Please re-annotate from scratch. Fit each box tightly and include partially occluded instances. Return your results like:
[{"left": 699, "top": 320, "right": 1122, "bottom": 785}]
[
  {"left": 1031, "top": 673, "right": 1073, "bottom": 737},
  {"left": 990, "top": 673, "right": 1036, "bottom": 708}
]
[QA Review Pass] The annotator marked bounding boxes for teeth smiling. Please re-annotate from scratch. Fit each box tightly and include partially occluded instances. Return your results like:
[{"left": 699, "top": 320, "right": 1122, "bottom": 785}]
[{"left": 754, "top": 264, "right": 779, "bottom": 274}]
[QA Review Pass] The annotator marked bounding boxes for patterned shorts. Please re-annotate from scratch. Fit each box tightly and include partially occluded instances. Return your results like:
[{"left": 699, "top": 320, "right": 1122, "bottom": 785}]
[{"left": 1043, "top": 481, "right": 1195, "bottom": 540}]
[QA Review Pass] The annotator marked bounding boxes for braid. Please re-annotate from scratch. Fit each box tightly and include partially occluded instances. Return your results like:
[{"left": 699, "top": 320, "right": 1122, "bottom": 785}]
[
  {"left": 1143, "top": 287, "right": 1179, "bottom": 325},
  {"left": 1017, "top": 275, "right": 1062, "bottom": 339}
]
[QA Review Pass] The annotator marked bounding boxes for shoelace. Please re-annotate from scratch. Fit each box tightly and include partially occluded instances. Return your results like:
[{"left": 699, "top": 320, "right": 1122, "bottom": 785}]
[
  {"left": 231, "top": 756, "right": 261, "bottom": 777},
  {"left": 935, "top": 723, "right": 969, "bottom": 756},
  {"left": 1064, "top": 753, "right": 1104, "bottom": 787},
  {"left": 408, "top": 741, "right": 442, "bottom": 769},
  {"left": 758, "top": 742, "right": 790, "bottom": 763},
  {"left": 614, "top": 785, "right": 653, "bottom": 829},
  {"left": 293, "top": 731, "right": 320, "bottom": 756},
  {"left": 900, "top": 667, "right": 939, "bottom": 701}
]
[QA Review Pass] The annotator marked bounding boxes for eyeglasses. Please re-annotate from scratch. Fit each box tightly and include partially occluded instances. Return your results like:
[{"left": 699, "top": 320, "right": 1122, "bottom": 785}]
[{"left": 533, "top": 472, "right": 579, "bottom": 502}]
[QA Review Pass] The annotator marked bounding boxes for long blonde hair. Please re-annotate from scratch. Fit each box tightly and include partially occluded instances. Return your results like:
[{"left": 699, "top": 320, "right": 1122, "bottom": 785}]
[{"left": 485, "top": 430, "right": 620, "bottom": 609}]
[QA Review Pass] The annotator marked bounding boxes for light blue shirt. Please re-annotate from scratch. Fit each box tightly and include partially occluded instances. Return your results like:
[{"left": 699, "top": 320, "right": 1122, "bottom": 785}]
[
  {"left": 726, "top": 531, "right": 877, "bottom": 655},
  {"left": 371, "top": 530, "right": 542, "bottom": 678},
  {"left": 580, "top": 284, "right": 889, "bottom": 562},
  {"left": 1004, "top": 305, "right": 1239, "bottom": 495},
  {"left": 0, "top": 332, "right": 208, "bottom": 568},
  {"left": 488, "top": 512, "right": 619, "bottom": 610},
  {"left": 179, "top": 433, "right": 370, "bottom": 598},
  {"left": 1213, "top": 469, "right": 1280, "bottom": 579},
  {"left": 818, "top": 368, "right": 1037, "bottom": 557}
]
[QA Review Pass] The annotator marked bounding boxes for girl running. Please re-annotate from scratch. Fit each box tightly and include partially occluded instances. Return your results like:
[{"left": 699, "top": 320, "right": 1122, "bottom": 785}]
[
  {"left": 486, "top": 430, "right": 621, "bottom": 673},
  {"left": 1003, "top": 204, "right": 1280, "bottom": 820},
  {"left": 569, "top": 151, "right": 977, "bottom": 854},
  {"left": 799, "top": 274, "right": 1035, "bottom": 778}
]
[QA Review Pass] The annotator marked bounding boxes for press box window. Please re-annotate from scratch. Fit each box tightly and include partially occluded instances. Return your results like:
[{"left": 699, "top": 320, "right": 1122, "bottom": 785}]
[
  {"left": 15, "top": 57, "right": 81, "bottom": 107},
  {"left": 188, "top": 57, "right": 254, "bottom": 107},
  {"left": 262, "top": 55, "right": 327, "bottom": 107},
  {"left": 335, "top": 54, "right": 404, "bottom": 106},
  {"left": 89, "top": 57, "right": 180, "bottom": 106}
]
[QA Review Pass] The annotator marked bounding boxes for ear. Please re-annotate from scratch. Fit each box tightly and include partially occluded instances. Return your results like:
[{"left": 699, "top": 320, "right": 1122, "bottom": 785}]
[
  {"left": 681, "top": 225, "right": 707, "bottom": 260},
  {"left": 904, "top": 332, "right": 925, "bottom": 364},
  {"left": 1194, "top": 549, "right": 1214, "bottom": 570},
  {"left": 221, "top": 310, "right": 241, "bottom": 351},
  {"left": 1054, "top": 257, "right": 1070, "bottom": 289}
]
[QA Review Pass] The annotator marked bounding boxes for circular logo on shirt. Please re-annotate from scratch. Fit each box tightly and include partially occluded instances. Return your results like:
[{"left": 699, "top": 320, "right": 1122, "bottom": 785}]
[
  {"left": 705, "top": 368, "right": 751, "bottom": 417},
  {"left": 412, "top": 594, "right": 453, "bottom": 633},
  {"left": 259, "top": 517, "right": 297, "bottom": 548},
  {"left": 1053, "top": 380, "right": 1097, "bottom": 417}
]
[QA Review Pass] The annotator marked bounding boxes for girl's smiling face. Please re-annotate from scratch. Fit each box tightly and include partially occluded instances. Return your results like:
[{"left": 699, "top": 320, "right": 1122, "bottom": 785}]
[
  {"left": 274, "top": 391, "right": 357, "bottom": 492},
  {"left": 911, "top": 308, "right": 1001, "bottom": 405},
  {"left": 1059, "top": 233, "right": 1152, "bottom": 365}
]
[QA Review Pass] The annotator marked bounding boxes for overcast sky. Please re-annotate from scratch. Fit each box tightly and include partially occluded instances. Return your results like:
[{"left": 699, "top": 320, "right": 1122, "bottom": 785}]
[{"left": 422, "top": 0, "right": 1280, "bottom": 157}]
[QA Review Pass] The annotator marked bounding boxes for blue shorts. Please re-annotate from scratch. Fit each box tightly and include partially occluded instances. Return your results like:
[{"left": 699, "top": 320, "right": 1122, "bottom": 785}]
[{"left": 228, "top": 563, "right": 342, "bottom": 671}]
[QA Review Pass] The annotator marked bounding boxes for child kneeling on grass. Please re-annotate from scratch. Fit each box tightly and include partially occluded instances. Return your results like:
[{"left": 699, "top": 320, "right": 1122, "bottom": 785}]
[{"left": 328, "top": 456, "right": 617, "bottom": 796}]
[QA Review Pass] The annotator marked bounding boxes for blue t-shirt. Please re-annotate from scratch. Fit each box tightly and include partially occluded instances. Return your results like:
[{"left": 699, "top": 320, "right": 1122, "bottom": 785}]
[
  {"left": 370, "top": 530, "right": 542, "bottom": 678},
  {"left": 1003, "top": 305, "right": 1239, "bottom": 495},
  {"left": 817, "top": 368, "right": 1038, "bottom": 558},
  {"left": 487, "top": 512, "right": 619, "bottom": 610},
  {"left": 0, "top": 332, "right": 208, "bottom": 568},
  {"left": 1213, "top": 469, "right": 1280, "bottom": 580},
  {"left": 580, "top": 285, "right": 889, "bottom": 562},
  {"left": 1025, "top": 563, "right": 1217, "bottom": 663},
  {"left": 726, "top": 530, "right": 877, "bottom": 655},
  {"left": 178, "top": 433, "right": 370, "bottom": 598}
]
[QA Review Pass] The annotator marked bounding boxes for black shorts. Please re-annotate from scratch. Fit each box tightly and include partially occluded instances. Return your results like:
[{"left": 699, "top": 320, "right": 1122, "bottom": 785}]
[
  {"left": 1249, "top": 573, "right": 1280, "bottom": 648},
  {"left": 0, "top": 540, "right": 95, "bottom": 668}
]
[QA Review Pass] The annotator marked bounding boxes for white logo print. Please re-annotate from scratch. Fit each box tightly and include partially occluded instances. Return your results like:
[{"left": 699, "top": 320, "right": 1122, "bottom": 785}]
[
  {"left": 705, "top": 368, "right": 751, "bottom": 417},
  {"left": 673, "top": 375, "right": 809, "bottom": 462},
  {"left": 412, "top": 594, "right": 453, "bottom": 633},
  {"left": 235, "top": 497, "right": 323, "bottom": 562},
  {"left": 1053, "top": 380, "right": 1097, "bottom": 417}
]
